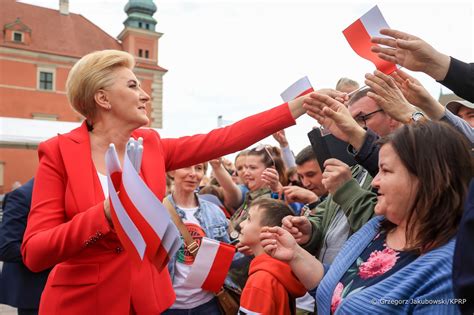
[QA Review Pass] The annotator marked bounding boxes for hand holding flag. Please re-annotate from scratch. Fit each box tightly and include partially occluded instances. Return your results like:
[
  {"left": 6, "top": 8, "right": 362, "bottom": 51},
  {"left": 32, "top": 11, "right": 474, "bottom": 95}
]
[
  {"left": 185, "top": 237, "right": 236, "bottom": 293},
  {"left": 105, "top": 138, "right": 182, "bottom": 271},
  {"left": 280, "top": 76, "right": 314, "bottom": 103},
  {"left": 343, "top": 5, "right": 397, "bottom": 74}
]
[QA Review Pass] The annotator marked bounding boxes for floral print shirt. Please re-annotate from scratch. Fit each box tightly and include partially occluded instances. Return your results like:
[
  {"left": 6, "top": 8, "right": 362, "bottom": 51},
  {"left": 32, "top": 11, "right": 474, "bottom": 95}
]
[{"left": 330, "top": 231, "right": 418, "bottom": 314}]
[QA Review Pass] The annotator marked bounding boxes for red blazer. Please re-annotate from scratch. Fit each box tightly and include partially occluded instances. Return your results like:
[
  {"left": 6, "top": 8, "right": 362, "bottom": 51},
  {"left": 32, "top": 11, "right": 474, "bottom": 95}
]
[{"left": 21, "top": 103, "right": 295, "bottom": 315}]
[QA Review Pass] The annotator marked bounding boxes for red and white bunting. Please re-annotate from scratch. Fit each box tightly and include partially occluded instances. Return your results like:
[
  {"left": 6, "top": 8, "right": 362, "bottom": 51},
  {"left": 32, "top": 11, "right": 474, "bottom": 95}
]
[
  {"left": 343, "top": 5, "right": 397, "bottom": 74},
  {"left": 280, "top": 76, "right": 314, "bottom": 102},
  {"left": 185, "top": 237, "right": 236, "bottom": 293}
]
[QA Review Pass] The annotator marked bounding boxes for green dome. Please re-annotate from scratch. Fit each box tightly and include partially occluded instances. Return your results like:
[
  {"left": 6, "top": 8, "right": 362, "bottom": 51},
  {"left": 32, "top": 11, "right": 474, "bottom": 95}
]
[
  {"left": 124, "top": 0, "right": 157, "bottom": 15},
  {"left": 123, "top": 0, "right": 157, "bottom": 31}
]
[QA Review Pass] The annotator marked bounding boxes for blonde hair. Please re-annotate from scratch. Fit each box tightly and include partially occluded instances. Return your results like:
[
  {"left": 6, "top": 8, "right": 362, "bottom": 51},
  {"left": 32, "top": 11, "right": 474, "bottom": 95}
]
[{"left": 66, "top": 50, "right": 135, "bottom": 119}]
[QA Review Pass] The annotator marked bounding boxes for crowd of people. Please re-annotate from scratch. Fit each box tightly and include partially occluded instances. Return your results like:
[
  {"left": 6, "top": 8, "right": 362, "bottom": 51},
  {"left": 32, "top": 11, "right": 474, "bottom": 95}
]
[{"left": 0, "top": 26, "right": 473, "bottom": 315}]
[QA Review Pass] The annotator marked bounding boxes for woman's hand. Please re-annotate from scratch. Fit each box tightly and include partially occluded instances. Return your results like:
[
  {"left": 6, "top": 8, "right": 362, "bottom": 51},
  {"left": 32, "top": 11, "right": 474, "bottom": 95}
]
[
  {"left": 103, "top": 198, "right": 113, "bottom": 227},
  {"left": 209, "top": 158, "right": 222, "bottom": 169},
  {"left": 235, "top": 242, "right": 254, "bottom": 256},
  {"left": 260, "top": 226, "right": 298, "bottom": 262},
  {"left": 288, "top": 89, "right": 347, "bottom": 119},
  {"left": 261, "top": 167, "right": 282, "bottom": 193},
  {"left": 272, "top": 129, "right": 289, "bottom": 148}
]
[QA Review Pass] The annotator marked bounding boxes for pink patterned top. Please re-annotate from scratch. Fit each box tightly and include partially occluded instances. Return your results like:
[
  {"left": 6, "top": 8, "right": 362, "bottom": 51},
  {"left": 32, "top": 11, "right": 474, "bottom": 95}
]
[{"left": 331, "top": 231, "right": 418, "bottom": 314}]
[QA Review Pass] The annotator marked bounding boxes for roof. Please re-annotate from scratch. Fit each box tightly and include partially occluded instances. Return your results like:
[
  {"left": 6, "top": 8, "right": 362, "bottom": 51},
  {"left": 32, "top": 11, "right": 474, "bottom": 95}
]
[{"left": 0, "top": 0, "right": 122, "bottom": 58}]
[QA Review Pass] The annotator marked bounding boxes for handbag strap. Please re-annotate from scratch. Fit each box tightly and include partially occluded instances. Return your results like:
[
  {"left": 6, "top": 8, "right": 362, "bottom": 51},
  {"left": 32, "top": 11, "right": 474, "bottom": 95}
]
[{"left": 163, "top": 197, "right": 199, "bottom": 257}]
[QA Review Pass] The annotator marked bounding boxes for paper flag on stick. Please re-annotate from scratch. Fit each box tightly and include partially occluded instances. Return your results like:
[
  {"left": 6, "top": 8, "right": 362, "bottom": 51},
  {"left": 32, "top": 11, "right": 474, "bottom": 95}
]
[
  {"left": 280, "top": 76, "right": 314, "bottom": 102},
  {"left": 185, "top": 237, "right": 236, "bottom": 293},
  {"left": 106, "top": 144, "right": 146, "bottom": 265},
  {"left": 343, "top": 5, "right": 397, "bottom": 74},
  {"left": 106, "top": 138, "right": 182, "bottom": 271}
]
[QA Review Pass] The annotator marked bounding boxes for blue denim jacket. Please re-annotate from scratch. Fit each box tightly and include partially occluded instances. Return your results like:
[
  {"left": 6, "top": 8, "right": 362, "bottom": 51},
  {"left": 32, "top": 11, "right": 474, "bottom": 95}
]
[{"left": 165, "top": 194, "right": 230, "bottom": 281}]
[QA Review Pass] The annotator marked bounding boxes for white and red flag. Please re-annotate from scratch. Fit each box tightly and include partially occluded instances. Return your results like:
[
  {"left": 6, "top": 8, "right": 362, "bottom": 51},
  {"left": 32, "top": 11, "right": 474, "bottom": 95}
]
[
  {"left": 343, "top": 5, "right": 397, "bottom": 74},
  {"left": 185, "top": 237, "right": 236, "bottom": 293},
  {"left": 280, "top": 76, "right": 314, "bottom": 102},
  {"left": 106, "top": 144, "right": 146, "bottom": 265},
  {"left": 106, "top": 139, "right": 182, "bottom": 271}
]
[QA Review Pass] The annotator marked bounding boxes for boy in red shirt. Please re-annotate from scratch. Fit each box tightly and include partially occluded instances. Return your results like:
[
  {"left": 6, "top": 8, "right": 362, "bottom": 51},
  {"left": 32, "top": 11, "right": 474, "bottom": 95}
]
[{"left": 238, "top": 198, "right": 306, "bottom": 314}]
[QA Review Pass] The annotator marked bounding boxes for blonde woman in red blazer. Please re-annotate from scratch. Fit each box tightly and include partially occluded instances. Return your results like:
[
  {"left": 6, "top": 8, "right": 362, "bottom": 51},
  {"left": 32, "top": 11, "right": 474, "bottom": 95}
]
[{"left": 21, "top": 50, "right": 343, "bottom": 314}]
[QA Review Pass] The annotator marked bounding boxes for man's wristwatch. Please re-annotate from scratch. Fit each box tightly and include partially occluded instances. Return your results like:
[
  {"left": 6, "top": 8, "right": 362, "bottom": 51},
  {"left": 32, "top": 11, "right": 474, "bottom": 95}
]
[
  {"left": 409, "top": 111, "right": 426, "bottom": 124},
  {"left": 301, "top": 200, "right": 320, "bottom": 217}
]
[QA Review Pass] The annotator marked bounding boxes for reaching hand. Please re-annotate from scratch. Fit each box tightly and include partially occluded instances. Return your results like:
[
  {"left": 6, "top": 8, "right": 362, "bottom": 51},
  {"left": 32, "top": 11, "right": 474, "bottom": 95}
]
[
  {"left": 281, "top": 185, "right": 318, "bottom": 204},
  {"left": 261, "top": 167, "right": 282, "bottom": 192},
  {"left": 313, "top": 88, "right": 348, "bottom": 104},
  {"left": 272, "top": 129, "right": 289, "bottom": 148},
  {"left": 221, "top": 158, "right": 234, "bottom": 172},
  {"left": 322, "top": 159, "right": 352, "bottom": 194},
  {"left": 260, "top": 226, "right": 298, "bottom": 262},
  {"left": 209, "top": 158, "right": 222, "bottom": 169},
  {"left": 281, "top": 215, "right": 312, "bottom": 244},
  {"left": 365, "top": 70, "right": 416, "bottom": 124},
  {"left": 390, "top": 70, "right": 445, "bottom": 120},
  {"left": 370, "top": 28, "right": 451, "bottom": 81},
  {"left": 304, "top": 93, "right": 366, "bottom": 150}
]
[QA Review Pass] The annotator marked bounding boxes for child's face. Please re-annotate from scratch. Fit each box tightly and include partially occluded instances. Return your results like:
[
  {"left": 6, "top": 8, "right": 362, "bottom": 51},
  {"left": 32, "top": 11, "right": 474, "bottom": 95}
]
[{"left": 238, "top": 206, "right": 264, "bottom": 247}]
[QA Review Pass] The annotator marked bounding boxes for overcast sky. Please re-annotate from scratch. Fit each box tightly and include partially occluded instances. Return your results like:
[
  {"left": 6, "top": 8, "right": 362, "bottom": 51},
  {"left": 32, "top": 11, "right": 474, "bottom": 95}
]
[{"left": 20, "top": 0, "right": 474, "bottom": 159}]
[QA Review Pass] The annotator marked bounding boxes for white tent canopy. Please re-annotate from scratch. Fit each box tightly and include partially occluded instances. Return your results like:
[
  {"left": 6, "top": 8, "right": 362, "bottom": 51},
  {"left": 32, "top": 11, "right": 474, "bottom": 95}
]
[
  {"left": 0, "top": 117, "right": 81, "bottom": 148},
  {"left": 0, "top": 117, "right": 171, "bottom": 149}
]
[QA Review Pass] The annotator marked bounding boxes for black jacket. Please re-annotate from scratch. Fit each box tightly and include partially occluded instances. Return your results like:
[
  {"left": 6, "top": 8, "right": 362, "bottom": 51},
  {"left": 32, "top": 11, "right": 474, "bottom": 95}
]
[{"left": 0, "top": 179, "right": 50, "bottom": 309}]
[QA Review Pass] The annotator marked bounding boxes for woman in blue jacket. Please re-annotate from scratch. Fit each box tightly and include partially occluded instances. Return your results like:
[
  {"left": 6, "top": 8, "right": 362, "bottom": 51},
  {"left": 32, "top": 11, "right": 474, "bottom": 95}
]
[
  {"left": 260, "top": 121, "right": 472, "bottom": 314},
  {"left": 164, "top": 162, "right": 230, "bottom": 314}
]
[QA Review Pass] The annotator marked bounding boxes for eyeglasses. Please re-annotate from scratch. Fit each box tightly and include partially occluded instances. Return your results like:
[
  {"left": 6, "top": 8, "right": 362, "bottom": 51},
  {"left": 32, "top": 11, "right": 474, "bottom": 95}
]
[
  {"left": 255, "top": 144, "right": 275, "bottom": 167},
  {"left": 354, "top": 109, "right": 384, "bottom": 127}
]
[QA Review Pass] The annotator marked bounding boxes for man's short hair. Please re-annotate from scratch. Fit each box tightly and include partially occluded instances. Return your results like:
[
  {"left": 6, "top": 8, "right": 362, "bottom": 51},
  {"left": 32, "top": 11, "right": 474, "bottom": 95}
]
[
  {"left": 347, "top": 87, "right": 373, "bottom": 107},
  {"left": 250, "top": 198, "right": 293, "bottom": 227},
  {"left": 336, "top": 77, "right": 359, "bottom": 91},
  {"left": 295, "top": 145, "right": 317, "bottom": 166}
]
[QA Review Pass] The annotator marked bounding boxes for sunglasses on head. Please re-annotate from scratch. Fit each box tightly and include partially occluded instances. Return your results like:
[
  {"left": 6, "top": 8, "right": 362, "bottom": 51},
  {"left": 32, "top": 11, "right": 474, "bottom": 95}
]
[{"left": 255, "top": 144, "right": 275, "bottom": 167}]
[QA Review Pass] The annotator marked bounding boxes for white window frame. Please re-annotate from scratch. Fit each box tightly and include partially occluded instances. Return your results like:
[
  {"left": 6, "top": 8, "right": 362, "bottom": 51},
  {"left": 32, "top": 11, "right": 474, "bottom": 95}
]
[
  {"left": 12, "top": 31, "right": 23, "bottom": 42},
  {"left": 37, "top": 67, "right": 56, "bottom": 91},
  {"left": 31, "top": 113, "right": 59, "bottom": 121}
]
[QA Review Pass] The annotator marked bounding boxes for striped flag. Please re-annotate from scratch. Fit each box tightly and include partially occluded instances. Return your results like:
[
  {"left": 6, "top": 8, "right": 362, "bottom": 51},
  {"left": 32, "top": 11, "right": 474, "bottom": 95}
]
[
  {"left": 185, "top": 237, "right": 236, "bottom": 293},
  {"left": 105, "top": 139, "right": 182, "bottom": 271},
  {"left": 280, "top": 76, "right": 314, "bottom": 102},
  {"left": 343, "top": 5, "right": 397, "bottom": 74},
  {"left": 106, "top": 144, "right": 146, "bottom": 265}
]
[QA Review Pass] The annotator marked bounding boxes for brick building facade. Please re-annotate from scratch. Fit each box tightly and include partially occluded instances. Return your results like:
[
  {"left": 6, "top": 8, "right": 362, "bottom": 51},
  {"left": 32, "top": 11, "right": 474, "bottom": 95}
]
[{"left": 0, "top": 0, "right": 166, "bottom": 193}]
